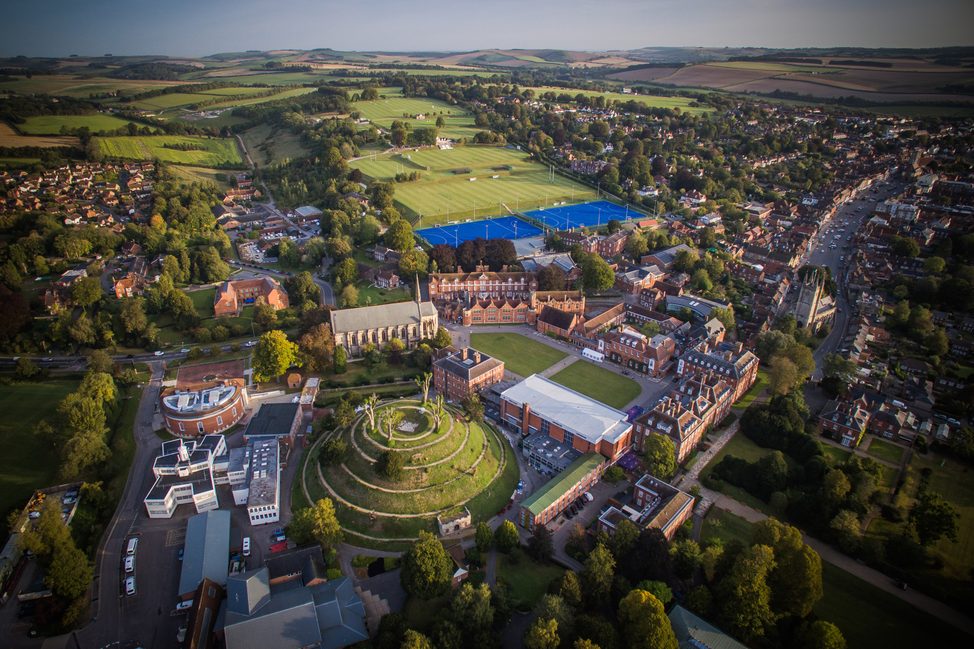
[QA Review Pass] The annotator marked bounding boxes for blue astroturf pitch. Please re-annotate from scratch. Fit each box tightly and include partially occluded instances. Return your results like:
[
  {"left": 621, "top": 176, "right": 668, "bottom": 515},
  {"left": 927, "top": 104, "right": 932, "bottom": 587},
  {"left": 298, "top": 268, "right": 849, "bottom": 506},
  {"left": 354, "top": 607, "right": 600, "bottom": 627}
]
[
  {"left": 416, "top": 216, "right": 543, "bottom": 246},
  {"left": 522, "top": 200, "right": 638, "bottom": 230}
]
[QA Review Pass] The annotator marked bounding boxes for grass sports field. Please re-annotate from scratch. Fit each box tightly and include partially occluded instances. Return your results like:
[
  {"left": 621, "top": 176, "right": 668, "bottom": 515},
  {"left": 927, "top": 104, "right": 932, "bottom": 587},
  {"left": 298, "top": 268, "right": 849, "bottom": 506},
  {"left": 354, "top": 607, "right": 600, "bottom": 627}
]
[
  {"left": 469, "top": 333, "right": 567, "bottom": 377},
  {"left": 350, "top": 146, "right": 595, "bottom": 224},
  {"left": 548, "top": 360, "right": 641, "bottom": 409},
  {"left": 0, "top": 379, "right": 80, "bottom": 517},
  {"left": 528, "top": 86, "right": 710, "bottom": 115},
  {"left": 352, "top": 93, "right": 479, "bottom": 140},
  {"left": 94, "top": 135, "right": 243, "bottom": 166},
  {"left": 17, "top": 114, "right": 156, "bottom": 134}
]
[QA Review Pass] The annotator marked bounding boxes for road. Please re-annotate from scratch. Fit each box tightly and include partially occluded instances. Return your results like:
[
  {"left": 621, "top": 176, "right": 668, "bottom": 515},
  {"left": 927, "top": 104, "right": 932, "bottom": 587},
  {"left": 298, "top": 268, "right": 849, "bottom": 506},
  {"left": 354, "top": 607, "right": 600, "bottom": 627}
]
[{"left": 804, "top": 178, "right": 907, "bottom": 380}]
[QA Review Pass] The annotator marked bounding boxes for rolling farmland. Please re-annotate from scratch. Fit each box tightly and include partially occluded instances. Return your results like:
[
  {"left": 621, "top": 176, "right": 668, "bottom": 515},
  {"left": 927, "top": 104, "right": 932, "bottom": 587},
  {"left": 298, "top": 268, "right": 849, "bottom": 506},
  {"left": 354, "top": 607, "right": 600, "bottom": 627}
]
[
  {"left": 352, "top": 93, "right": 480, "bottom": 140},
  {"left": 0, "top": 122, "right": 79, "bottom": 148},
  {"left": 350, "top": 145, "right": 595, "bottom": 225},
  {"left": 17, "top": 114, "right": 155, "bottom": 134},
  {"left": 528, "top": 85, "right": 710, "bottom": 114},
  {"left": 94, "top": 135, "right": 244, "bottom": 166}
]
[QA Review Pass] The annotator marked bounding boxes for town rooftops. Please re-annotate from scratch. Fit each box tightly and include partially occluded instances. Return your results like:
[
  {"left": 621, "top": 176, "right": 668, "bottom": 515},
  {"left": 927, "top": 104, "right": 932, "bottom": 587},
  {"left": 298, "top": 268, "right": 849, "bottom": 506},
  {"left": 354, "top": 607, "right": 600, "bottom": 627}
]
[
  {"left": 244, "top": 403, "right": 299, "bottom": 439},
  {"left": 520, "top": 452, "right": 604, "bottom": 516},
  {"left": 501, "top": 374, "right": 631, "bottom": 445},
  {"left": 178, "top": 509, "right": 231, "bottom": 595},
  {"left": 329, "top": 300, "right": 436, "bottom": 333},
  {"left": 434, "top": 347, "right": 504, "bottom": 380}
]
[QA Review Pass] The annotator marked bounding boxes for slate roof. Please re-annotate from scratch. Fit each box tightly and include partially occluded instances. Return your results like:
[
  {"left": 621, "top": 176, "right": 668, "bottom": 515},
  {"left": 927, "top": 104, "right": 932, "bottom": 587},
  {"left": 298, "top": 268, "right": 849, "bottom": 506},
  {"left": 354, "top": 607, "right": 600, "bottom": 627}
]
[{"left": 329, "top": 300, "right": 436, "bottom": 333}]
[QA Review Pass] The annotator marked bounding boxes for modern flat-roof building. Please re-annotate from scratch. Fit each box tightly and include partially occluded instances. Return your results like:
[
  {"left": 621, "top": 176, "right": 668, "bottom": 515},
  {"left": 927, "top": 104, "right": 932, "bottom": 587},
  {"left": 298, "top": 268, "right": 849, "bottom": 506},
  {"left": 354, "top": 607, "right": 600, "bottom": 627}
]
[
  {"left": 598, "top": 474, "right": 694, "bottom": 541},
  {"left": 144, "top": 435, "right": 227, "bottom": 518},
  {"left": 432, "top": 347, "right": 505, "bottom": 402},
  {"left": 518, "top": 453, "right": 605, "bottom": 528},
  {"left": 329, "top": 298, "right": 438, "bottom": 357},
  {"left": 240, "top": 439, "right": 280, "bottom": 526},
  {"left": 522, "top": 433, "right": 581, "bottom": 476},
  {"left": 243, "top": 402, "right": 303, "bottom": 445},
  {"left": 179, "top": 510, "right": 231, "bottom": 597},
  {"left": 500, "top": 374, "right": 633, "bottom": 460}
]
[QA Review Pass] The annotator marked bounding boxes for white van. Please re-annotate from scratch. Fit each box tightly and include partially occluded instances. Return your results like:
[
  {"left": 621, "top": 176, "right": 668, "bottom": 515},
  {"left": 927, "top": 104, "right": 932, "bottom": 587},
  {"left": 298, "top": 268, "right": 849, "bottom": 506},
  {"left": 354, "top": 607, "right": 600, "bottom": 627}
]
[
  {"left": 242, "top": 537, "right": 251, "bottom": 557},
  {"left": 126, "top": 538, "right": 138, "bottom": 556},
  {"left": 124, "top": 556, "right": 134, "bottom": 573}
]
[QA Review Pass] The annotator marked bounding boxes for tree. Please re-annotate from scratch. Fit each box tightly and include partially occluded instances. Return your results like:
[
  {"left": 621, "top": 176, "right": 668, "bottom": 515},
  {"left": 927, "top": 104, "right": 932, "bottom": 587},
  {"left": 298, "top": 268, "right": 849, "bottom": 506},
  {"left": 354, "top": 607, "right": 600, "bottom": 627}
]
[
  {"left": 400, "top": 630, "right": 433, "bottom": 649},
  {"left": 385, "top": 219, "right": 415, "bottom": 252},
  {"left": 768, "top": 355, "right": 800, "bottom": 396},
  {"left": 119, "top": 296, "right": 149, "bottom": 337},
  {"left": 573, "top": 640, "right": 602, "bottom": 649},
  {"left": 582, "top": 543, "right": 616, "bottom": 605},
  {"left": 401, "top": 531, "right": 453, "bottom": 598},
  {"left": 333, "top": 257, "right": 358, "bottom": 285},
  {"left": 59, "top": 392, "right": 107, "bottom": 437},
  {"left": 670, "top": 539, "right": 702, "bottom": 580},
  {"left": 462, "top": 393, "right": 484, "bottom": 423},
  {"left": 559, "top": 570, "right": 582, "bottom": 607},
  {"left": 253, "top": 330, "right": 300, "bottom": 382},
  {"left": 580, "top": 254, "right": 614, "bottom": 293},
  {"left": 340, "top": 284, "right": 359, "bottom": 307},
  {"left": 71, "top": 276, "right": 102, "bottom": 310},
  {"left": 378, "top": 450, "right": 405, "bottom": 481},
  {"left": 617, "top": 589, "right": 678, "bottom": 649},
  {"left": 46, "top": 540, "right": 92, "bottom": 601},
  {"left": 451, "top": 582, "right": 494, "bottom": 633},
  {"left": 254, "top": 301, "right": 279, "bottom": 331},
  {"left": 910, "top": 491, "right": 959, "bottom": 546},
  {"left": 538, "top": 594, "right": 573, "bottom": 636},
  {"left": 537, "top": 264, "right": 566, "bottom": 291},
  {"left": 528, "top": 523, "right": 554, "bottom": 561},
  {"left": 433, "top": 327, "right": 452, "bottom": 349},
  {"left": 288, "top": 498, "right": 343, "bottom": 549},
  {"left": 797, "top": 620, "right": 847, "bottom": 649},
  {"left": 86, "top": 349, "right": 113, "bottom": 374},
  {"left": 475, "top": 521, "right": 493, "bottom": 553},
  {"left": 60, "top": 427, "right": 110, "bottom": 479},
  {"left": 298, "top": 323, "right": 335, "bottom": 373},
  {"left": 15, "top": 356, "right": 41, "bottom": 380},
  {"left": 494, "top": 520, "right": 520, "bottom": 553},
  {"left": 626, "top": 230, "right": 649, "bottom": 260},
  {"left": 399, "top": 248, "right": 429, "bottom": 277},
  {"left": 485, "top": 239, "right": 517, "bottom": 271},
  {"left": 924, "top": 328, "right": 949, "bottom": 357},
  {"left": 642, "top": 434, "right": 677, "bottom": 480},
  {"left": 829, "top": 510, "right": 862, "bottom": 553},
  {"left": 415, "top": 372, "right": 433, "bottom": 405},
  {"left": 752, "top": 518, "right": 822, "bottom": 618},
  {"left": 717, "top": 544, "right": 776, "bottom": 645},
  {"left": 823, "top": 353, "right": 857, "bottom": 394},
  {"left": 610, "top": 519, "right": 639, "bottom": 559},
  {"left": 691, "top": 268, "right": 713, "bottom": 292},
  {"left": 635, "top": 579, "right": 673, "bottom": 606},
  {"left": 334, "top": 345, "right": 348, "bottom": 373},
  {"left": 524, "top": 617, "right": 559, "bottom": 649},
  {"left": 822, "top": 469, "right": 852, "bottom": 506},
  {"left": 891, "top": 236, "right": 920, "bottom": 258},
  {"left": 80, "top": 371, "right": 118, "bottom": 410},
  {"left": 923, "top": 256, "right": 946, "bottom": 275},
  {"left": 428, "top": 244, "right": 457, "bottom": 273}
]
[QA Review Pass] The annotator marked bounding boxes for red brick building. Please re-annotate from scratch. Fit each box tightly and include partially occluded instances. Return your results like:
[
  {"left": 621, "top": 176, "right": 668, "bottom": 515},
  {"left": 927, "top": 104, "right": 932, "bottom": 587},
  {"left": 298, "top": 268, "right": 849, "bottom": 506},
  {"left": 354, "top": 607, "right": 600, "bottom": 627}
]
[
  {"left": 433, "top": 347, "right": 506, "bottom": 401},
  {"left": 597, "top": 325, "right": 676, "bottom": 377},
  {"left": 560, "top": 230, "right": 629, "bottom": 259},
  {"left": 428, "top": 271, "right": 537, "bottom": 301},
  {"left": 214, "top": 277, "right": 289, "bottom": 317},
  {"left": 536, "top": 306, "right": 580, "bottom": 338},
  {"left": 676, "top": 341, "right": 759, "bottom": 402}
]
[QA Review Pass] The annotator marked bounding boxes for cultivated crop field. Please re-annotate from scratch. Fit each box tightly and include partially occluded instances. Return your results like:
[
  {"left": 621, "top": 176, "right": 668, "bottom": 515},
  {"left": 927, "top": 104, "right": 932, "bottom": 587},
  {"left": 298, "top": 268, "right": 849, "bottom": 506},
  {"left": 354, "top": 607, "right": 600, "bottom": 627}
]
[
  {"left": 528, "top": 85, "right": 710, "bottom": 114},
  {"left": 94, "top": 135, "right": 243, "bottom": 166},
  {"left": 0, "top": 122, "right": 79, "bottom": 148},
  {"left": 0, "top": 74, "right": 190, "bottom": 97},
  {"left": 17, "top": 114, "right": 154, "bottom": 134},
  {"left": 352, "top": 93, "right": 480, "bottom": 140},
  {"left": 350, "top": 145, "right": 595, "bottom": 224}
]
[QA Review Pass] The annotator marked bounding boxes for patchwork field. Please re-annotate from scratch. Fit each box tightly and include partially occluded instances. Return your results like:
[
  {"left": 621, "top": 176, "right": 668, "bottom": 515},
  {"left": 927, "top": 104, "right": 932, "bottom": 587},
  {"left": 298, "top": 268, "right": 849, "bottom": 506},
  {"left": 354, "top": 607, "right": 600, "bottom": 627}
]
[
  {"left": 0, "top": 74, "right": 190, "bottom": 97},
  {"left": 528, "top": 85, "right": 710, "bottom": 114},
  {"left": 548, "top": 360, "right": 641, "bottom": 409},
  {"left": 350, "top": 145, "right": 595, "bottom": 224},
  {"left": 240, "top": 122, "right": 311, "bottom": 166},
  {"left": 17, "top": 114, "right": 155, "bottom": 134},
  {"left": 352, "top": 93, "right": 480, "bottom": 140},
  {"left": 94, "top": 135, "right": 243, "bottom": 166},
  {"left": 468, "top": 332, "right": 567, "bottom": 377},
  {"left": 610, "top": 59, "right": 974, "bottom": 106},
  {"left": 0, "top": 122, "right": 79, "bottom": 148},
  {"left": 167, "top": 165, "right": 232, "bottom": 189}
]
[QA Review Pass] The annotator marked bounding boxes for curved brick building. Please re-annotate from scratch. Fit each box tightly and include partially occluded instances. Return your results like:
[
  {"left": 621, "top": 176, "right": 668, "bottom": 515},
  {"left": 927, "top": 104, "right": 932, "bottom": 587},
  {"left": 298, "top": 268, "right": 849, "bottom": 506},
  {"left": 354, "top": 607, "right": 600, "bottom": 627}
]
[{"left": 161, "top": 382, "right": 247, "bottom": 437}]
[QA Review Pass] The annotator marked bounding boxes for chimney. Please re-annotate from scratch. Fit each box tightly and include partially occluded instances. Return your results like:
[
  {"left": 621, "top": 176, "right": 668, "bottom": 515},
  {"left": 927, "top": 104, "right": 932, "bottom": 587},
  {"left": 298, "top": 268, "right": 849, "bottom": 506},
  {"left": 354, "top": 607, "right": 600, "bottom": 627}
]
[{"left": 473, "top": 351, "right": 481, "bottom": 364}]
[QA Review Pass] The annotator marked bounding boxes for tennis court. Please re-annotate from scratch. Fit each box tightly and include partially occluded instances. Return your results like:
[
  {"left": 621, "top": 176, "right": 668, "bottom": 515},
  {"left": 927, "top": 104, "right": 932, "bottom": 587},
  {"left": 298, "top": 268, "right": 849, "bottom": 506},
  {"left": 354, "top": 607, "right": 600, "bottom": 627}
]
[
  {"left": 416, "top": 215, "right": 543, "bottom": 246},
  {"left": 522, "top": 200, "right": 638, "bottom": 230}
]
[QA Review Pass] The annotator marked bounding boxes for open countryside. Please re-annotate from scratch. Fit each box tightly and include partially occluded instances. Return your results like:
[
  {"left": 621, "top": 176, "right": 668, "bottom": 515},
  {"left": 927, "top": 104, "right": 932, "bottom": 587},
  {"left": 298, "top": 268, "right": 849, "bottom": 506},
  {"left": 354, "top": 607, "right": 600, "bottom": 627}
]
[{"left": 94, "top": 135, "right": 244, "bottom": 165}]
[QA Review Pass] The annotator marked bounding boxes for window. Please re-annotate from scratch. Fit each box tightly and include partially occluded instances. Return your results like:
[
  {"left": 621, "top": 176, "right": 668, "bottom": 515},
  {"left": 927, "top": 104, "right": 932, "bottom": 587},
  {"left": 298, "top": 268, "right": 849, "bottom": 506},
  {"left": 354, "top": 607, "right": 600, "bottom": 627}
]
[
  {"left": 216, "top": 415, "right": 224, "bottom": 426},
  {"left": 178, "top": 422, "right": 185, "bottom": 432},
  {"left": 198, "top": 421, "right": 205, "bottom": 433}
]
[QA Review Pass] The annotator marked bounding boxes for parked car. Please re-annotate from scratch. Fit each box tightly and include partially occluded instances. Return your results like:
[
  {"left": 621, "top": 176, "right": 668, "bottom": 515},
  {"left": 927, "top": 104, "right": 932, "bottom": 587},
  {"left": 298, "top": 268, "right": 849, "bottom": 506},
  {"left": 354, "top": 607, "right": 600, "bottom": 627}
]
[
  {"left": 153, "top": 350, "right": 165, "bottom": 356},
  {"left": 124, "top": 556, "right": 134, "bottom": 573},
  {"left": 125, "top": 576, "right": 136, "bottom": 596},
  {"left": 176, "top": 600, "right": 194, "bottom": 611}
]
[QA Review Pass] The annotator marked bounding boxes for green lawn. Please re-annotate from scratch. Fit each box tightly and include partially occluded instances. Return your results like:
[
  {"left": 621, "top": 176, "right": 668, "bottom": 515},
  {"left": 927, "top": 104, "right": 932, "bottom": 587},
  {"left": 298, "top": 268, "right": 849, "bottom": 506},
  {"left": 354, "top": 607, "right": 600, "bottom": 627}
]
[
  {"left": 866, "top": 438, "right": 905, "bottom": 465},
  {"left": 496, "top": 552, "right": 564, "bottom": 609},
  {"left": 18, "top": 114, "right": 157, "bottom": 135},
  {"left": 94, "top": 135, "right": 243, "bottom": 167},
  {"left": 352, "top": 94, "right": 479, "bottom": 140},
  {"left": 910, "top": 453, "right": 974, "bottom": 584},
  {"left": 822, "top": 444, "right": 853, "bottom": 465},
  {"left": 700, "top": 507, "right": 755, "bottom": 546},
  {"left": 0, "top": 379, "right": 79, "bottom": 517},
  {"left": 548, "top": 360, "right": 641, "bottom": 409},
  {"left": 732, "top": 368, "right": 768, "bottom": 410},
  {"left": 527, "top": 86, "right": 710, "bottom": 115},
  {"left": 188, "top": 287, "right": 216, "bottom": 318},
  {"left": 350, "top": 145, "right": 596, "bottom": 225},
  {"left": 815, "top": 562, "right": 972, "bottom": 649},
  {"left": 469, "top": 333, "right": 567, "bottom": 377},
  {"left": 355, "top": 282, "right": 412, "bottom": 306},
  {"left": 699, "top": 432, "right": 776, "bottom": 514}
]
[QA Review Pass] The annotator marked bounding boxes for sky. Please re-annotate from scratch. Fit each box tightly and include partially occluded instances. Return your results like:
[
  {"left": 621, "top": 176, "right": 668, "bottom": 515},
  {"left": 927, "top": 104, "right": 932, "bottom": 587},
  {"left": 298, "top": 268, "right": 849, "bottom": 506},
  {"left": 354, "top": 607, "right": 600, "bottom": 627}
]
[{"left": 1, "top": 0, "right": 972, "bottom": 57}]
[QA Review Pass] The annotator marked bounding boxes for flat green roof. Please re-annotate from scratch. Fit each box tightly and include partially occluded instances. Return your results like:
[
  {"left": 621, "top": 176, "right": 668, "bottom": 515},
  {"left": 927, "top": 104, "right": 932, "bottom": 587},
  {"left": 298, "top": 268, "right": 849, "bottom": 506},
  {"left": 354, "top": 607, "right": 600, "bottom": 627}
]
[{"left": 521, "top": 452, "right": 604, "bottom": 516}]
